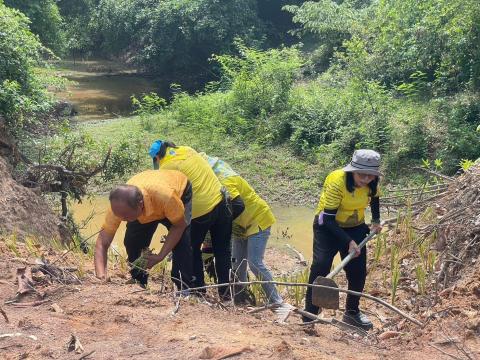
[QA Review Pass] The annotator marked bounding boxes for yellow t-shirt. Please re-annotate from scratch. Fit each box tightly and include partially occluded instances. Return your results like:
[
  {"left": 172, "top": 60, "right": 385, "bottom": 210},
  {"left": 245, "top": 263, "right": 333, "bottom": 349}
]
[
  {"left": 222, "top": 176, "right": 276, "bottom": 238},
  {"left": 159, "top": 146, "right": 222, "bottom": 219},
  {"left": 102, "top": 169, "right": 188, "bottom": 235},
  {"left": 315, "top": 169, "right": 378, "bottom": 228}
]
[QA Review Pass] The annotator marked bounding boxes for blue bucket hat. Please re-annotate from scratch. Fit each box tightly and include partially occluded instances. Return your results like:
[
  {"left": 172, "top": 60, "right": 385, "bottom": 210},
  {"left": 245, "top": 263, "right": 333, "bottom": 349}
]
[{"left": 149, "top": 140, "right": 163, "bottom": 169}]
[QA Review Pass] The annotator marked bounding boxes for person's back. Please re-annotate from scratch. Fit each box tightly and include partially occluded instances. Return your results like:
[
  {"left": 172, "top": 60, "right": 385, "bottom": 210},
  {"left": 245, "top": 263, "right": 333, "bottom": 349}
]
[
  {"left": 149, "top": 141, "right": 233, "bottom": 300},
  {"left": 159, "top": 146, "right": 223, "bottom": 219},
  {"left": 200, "top": 153, "right": 275, "bottom": 236},
  {"left": 223, "top": 175, "right": 275, "bottom": 237},
  {"left": 102, "top": 169, "right": 188, "bottom": 235},
  {"left": 200, "top": 153, "right": 282, "bottom": 305},
  {"left": 95, "top": 169, "right": 194, "bottom": 290}
]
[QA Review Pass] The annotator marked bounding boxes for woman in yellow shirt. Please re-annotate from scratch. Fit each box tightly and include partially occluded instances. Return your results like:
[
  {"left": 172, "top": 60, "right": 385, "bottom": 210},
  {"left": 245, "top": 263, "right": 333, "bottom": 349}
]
[
  {"left": 202, "top": 154, "right": 283, "bottom": 305},
  {"left": 304, "top": 149, "right": 382, "bottom": 330},
  {"left": 149, "top": 140, "right": 232, "bottom": 300}
]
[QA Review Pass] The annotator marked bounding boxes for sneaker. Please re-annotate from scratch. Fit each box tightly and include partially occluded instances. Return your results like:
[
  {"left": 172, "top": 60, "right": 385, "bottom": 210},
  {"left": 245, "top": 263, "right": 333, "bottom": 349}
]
[{"left": 342, "top": 310, "right": 373, "bottom": 330}]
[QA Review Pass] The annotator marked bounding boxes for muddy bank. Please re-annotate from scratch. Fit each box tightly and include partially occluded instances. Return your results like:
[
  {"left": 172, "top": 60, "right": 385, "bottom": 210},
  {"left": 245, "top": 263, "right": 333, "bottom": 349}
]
[{"left": 0, "top": 154, "right": 64, "bottom": 241}]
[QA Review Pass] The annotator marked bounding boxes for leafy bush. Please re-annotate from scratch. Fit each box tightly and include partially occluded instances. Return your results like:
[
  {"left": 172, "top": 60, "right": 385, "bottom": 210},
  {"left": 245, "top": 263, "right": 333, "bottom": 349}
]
[
  {"left": 433, "top": 93, "right": 480, "bottom": 172},
  {"left": 0, "top": 3, "right": 54, "bottom": 138},
  {"left": 288, "top": 0, "right": 480, "bottom": 94},
  {"left": 164, "top": 45, "right": 303, "bottom": 138},
  {"left": 32, "top": 131, "right": 144, "bottom": 184},
  {"left": 154, "top": 41, "right": 479, "bottom": 176},
  {"left": 216, "top": 45, "right": 303, "bottom": 121},
  {"left": 127, "top": 0, "right": 264, "bottom": 83},
  {"left": 131, "top": 92, "right": 167, "bottom": 131},
  {"left": 4, "top": 0, "right": 65, "bottom": 54}
]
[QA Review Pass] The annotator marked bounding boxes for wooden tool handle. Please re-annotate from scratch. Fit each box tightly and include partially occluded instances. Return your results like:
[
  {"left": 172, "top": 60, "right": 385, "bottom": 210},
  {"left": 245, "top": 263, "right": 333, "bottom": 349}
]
[{"left": 326, "top": 232, "right": 377, "bottom": 279}]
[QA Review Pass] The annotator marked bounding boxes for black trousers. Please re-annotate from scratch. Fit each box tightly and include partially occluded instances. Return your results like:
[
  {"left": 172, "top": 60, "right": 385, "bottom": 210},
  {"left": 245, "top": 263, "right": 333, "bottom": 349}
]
[
  {"left": 124, "top": 182, "right": 193, "bottom": 290},
  {"left": 304, "top": 219, "right": 369, "bottom": 315},
  {"left": 191, "top": 198, "right": 232, "bottom": 298}
]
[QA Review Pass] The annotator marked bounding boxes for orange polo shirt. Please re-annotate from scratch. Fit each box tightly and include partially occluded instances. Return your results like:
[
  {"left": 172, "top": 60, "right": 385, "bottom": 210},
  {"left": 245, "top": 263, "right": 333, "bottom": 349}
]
[{"left": 102, "top": 170, "right": 188, "bottom": 235}]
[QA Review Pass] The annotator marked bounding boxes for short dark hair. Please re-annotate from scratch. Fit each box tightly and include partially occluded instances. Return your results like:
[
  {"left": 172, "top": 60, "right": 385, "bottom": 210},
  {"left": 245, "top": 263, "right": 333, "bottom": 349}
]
[{"left": 109, "top": 185, "right": 143, "bottom": 208}]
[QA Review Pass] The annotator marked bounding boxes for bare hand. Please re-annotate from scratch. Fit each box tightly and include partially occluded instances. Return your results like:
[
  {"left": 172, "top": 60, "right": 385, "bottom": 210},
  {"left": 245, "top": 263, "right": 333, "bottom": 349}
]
[
  {"left": 145, "top": 253, "right": 163, "bottom": 269},
  {"left": 232, "top": 223, "right": 247, "bottom": 237},
  {"left": 370, "top": 223, "right": 383, "bottom": 234},
  {"left": 348, "top": 240, "right": 361, "bottom": 258}
]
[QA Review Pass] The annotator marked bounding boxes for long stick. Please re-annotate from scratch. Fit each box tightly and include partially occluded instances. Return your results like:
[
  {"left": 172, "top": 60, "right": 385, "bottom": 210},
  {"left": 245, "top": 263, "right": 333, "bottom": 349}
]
[
  {"left": 383, "top": 183, "right": 447, "bottom": 193},
  {"left": 413, "top": 167, "right": 454, "bottom": 182},
  {"left": 0, "top": 307, "right": 9, "bottom": 323},
  {"left": 285, "top": 244, "right": 307, "bottom": 265},
  {"left": 174, "top": 280, "right": 423, "bottom": 327},
  {"left": 428, "top": 344, "right": 463, "bottom": 360},
  {"left": 381, "top": 188, "right": 447, "bottom": 201}
]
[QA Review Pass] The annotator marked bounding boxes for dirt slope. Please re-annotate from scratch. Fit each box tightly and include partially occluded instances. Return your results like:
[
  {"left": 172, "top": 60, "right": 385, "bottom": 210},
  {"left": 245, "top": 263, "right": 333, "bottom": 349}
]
[{"left": 0, "top": 156, "right": 63, "bottom": 240}]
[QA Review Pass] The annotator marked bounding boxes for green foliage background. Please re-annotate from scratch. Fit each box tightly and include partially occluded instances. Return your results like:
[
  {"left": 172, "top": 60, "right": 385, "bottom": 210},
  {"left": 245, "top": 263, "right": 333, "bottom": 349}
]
[{"left": 1, "top": 0, "right": 479, "bottom": 191}]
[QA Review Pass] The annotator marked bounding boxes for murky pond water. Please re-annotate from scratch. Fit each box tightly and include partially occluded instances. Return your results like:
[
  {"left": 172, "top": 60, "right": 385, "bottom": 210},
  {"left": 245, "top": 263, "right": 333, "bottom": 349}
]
[
  {"left": 55, "top": 60, "right": 168, "bottom": 121},
  {"left": 71, "top": 196, "right": 315, "bottom": 259}
]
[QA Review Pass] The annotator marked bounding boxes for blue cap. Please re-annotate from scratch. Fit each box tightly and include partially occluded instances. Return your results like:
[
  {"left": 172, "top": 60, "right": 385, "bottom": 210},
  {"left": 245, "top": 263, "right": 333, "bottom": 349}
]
[{"left": 148, "top": 140, "right": 163, "bottom": 159}]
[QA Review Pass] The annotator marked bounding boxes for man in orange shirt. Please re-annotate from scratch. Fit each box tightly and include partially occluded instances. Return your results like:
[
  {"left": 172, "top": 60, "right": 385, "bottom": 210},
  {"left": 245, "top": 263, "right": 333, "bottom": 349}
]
[{"left": 94, "top": 169, "right": 193, "bottom": 290}]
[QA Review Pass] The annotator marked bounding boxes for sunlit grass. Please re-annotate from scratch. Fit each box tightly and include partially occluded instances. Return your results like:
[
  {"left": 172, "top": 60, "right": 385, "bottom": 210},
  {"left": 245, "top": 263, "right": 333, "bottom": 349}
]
[{"left": 80, "top": 115, "right": 326, "bottom": 205}]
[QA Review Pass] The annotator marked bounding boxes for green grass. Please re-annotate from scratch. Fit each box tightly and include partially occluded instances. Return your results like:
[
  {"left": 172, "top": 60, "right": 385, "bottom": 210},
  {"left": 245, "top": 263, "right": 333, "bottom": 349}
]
[{"left": 80, "top": 115, "right": 327, "bottom": 206}]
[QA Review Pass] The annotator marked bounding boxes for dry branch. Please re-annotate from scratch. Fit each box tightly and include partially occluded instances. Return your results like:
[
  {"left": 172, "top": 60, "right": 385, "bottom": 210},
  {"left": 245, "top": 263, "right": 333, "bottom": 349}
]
[
  {"left": 174, "top": 281, "right": 423, "bottom": 326},
  {"left": 383, "top": 183, "right": 448, "bottom": 193},
  {"left": 0, "top": 307, "right": 9, "bottom": 323},
  {"left": 10, "top": 299, "right": 50, "bottom": 307},
  {"left": 77, "top": 350, "right": 96, "bottom": 360},
  {"left": 413, "top": 167, "right": 454, "bottom": 182},
  {"left": 381, "top": 188, "right": 448, "bottom": 201},
  {"left": 285, "top": 244, "right": 307, "bottom": 266},
  {"left": 428, "top": 343, "right": 464, "bottom": 360}
]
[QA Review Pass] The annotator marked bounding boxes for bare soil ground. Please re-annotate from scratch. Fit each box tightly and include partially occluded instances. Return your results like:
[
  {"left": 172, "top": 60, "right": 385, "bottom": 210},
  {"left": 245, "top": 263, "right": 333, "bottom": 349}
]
[
  {"left": 0, "top": 156, "right": 63, "bottom": 241},
  {"left": 0, "top": 239, "right": 478, "bottom": 360}
]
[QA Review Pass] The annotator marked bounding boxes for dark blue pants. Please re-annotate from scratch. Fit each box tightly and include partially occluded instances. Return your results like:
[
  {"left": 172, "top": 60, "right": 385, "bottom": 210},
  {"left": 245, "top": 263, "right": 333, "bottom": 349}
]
[{"left": 190, "top": 197, "right": 232, "bottom": 299}]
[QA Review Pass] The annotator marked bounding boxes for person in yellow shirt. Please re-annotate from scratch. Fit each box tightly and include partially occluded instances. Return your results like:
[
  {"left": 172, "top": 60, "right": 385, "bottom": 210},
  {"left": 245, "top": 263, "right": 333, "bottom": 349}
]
[
  {"left": 149, "top": 141, "right": 232, "bottom": 299},
  {"left": 94, "top": 170, "right": 193, "bottom": 290},
  {"left": 201, "top": 153, "right": 283, "bottom": 305},
  {"left": 304, "top": 149, "right": 383, "bottom": 330}
]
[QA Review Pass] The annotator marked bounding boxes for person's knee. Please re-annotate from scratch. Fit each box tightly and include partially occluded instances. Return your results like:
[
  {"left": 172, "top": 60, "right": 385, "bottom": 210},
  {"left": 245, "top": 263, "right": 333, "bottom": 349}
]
[
  {"left": 309, "top": 261, "right": 329, "bottom": 276},
  {"left": 345, "top": 268, "right": 366, "bottom": 288},
  {"left": 248, "top": 260, "right": 267, "bottom": 277}
]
